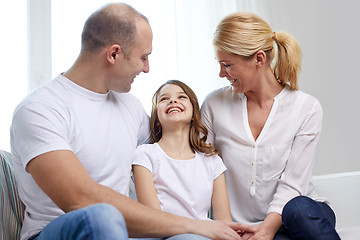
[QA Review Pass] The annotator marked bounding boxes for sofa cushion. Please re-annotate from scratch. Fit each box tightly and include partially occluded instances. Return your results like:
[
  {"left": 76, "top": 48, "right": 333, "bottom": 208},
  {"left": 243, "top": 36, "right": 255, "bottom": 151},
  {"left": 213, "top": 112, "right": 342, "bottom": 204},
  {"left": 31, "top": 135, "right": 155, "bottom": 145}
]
[{"left": 0, "top": 150, "right": 25, "bottom": 240}]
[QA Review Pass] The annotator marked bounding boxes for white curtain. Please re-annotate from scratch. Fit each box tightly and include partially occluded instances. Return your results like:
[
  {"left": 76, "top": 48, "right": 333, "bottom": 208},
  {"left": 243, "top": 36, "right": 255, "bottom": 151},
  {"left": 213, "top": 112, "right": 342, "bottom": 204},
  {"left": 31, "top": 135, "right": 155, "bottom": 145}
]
[
  {"left": 50, "top": 0, "right": 253, "bottom": 113},
  {"left": 0, "top": 0, "right": 259, "bottom": 151},
  {"left": 0, "top": 2, "right": 27, "bottom": 151}
]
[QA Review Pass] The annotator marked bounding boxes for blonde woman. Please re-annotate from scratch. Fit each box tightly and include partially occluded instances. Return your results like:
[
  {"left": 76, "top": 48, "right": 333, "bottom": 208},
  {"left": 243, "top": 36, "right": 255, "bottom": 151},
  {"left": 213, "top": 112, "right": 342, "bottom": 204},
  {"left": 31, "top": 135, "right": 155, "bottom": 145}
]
[{"left": 201, "top": 12, "right": 340, "bottom": 240}]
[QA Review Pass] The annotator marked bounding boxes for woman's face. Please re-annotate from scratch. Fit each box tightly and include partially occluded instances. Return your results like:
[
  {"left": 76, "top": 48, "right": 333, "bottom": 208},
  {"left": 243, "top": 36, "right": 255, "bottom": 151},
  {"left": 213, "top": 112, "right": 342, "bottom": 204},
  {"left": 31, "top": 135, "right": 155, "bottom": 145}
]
[
  {"left": 156, "top": 84, "right": 193, "bottom": 128},
  {"left": 215, "top": 50, "right": 257, "bottom": 94}
]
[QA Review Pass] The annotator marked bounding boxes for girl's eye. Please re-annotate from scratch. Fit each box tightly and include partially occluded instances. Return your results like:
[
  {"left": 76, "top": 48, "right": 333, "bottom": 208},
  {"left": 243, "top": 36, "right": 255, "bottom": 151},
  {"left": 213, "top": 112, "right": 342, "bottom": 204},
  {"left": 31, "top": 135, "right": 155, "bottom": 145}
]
[
  {"left": 179, "top": 95, "right": 188, "bottom": 99},
  {"left": 223, "top": 64, "right": 231, "bottom": 68},
  {"left": 159, "top": 97, "right": 167, "bottom": 102}
]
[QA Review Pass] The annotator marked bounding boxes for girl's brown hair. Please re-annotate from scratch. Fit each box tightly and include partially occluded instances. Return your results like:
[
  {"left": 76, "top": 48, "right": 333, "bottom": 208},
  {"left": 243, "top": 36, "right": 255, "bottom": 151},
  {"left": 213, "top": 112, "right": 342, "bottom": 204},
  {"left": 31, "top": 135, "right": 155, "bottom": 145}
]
[{"left": 150, "top": 80, "right": 217, "bottom": 155}]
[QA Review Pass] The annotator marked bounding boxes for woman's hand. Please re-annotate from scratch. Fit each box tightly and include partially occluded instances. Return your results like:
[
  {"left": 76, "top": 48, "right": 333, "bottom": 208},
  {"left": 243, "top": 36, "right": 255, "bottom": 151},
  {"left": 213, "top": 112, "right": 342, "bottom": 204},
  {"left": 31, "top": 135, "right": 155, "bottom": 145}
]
[
  {"left": 192, "top": 220, "right": 253, "bottom": 240},
  {"left": 238, "top": 212, "right": 282, "bottom": 240}
]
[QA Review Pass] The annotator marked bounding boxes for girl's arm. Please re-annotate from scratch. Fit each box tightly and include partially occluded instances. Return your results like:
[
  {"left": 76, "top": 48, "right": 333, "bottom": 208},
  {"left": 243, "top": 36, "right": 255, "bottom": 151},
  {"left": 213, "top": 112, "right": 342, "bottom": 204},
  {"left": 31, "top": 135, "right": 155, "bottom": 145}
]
[
  {"left": 211, "top": 173, "right": 232, "bottom": 221},
  {"left": 132, "top": 165, "right": 161, "bottom": 210}
]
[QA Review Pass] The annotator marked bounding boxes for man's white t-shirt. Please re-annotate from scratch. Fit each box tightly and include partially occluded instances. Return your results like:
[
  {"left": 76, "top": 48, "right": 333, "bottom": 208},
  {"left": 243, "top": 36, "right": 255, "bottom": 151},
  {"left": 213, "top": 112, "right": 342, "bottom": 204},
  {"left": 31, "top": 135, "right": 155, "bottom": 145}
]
[
  {"left": 10, "top": 74, "right": 150, "bottom": 240},
  {"left": 132, "top": 143, "right": 226, "bottom": 220}
]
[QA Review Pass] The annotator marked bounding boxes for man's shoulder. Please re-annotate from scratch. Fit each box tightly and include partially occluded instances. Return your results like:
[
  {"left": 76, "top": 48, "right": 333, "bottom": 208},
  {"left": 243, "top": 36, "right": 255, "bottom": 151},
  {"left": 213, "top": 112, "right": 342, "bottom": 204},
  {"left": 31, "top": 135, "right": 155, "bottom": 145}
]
[
  {"left": 109, "top": 91, "right": 143, "bottom": 109},
  {"left": 14, "top": 76, "right": 66, "bottom": 114}
]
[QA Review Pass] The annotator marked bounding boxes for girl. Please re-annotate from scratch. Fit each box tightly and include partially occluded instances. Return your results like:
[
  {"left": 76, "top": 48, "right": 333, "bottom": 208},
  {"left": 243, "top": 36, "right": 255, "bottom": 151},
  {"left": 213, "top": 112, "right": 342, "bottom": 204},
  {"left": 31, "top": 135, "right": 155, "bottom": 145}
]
[{"left": 132, "top": 80, "right": 232, "bottom": 224}]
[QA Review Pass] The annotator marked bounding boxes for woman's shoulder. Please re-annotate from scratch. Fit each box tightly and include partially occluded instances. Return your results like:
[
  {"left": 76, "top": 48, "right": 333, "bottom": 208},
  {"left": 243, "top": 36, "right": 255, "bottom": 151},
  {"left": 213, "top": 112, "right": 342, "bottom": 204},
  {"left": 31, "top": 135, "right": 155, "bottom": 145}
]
[
  {"left": 204, "top": 86, "right": 233, "bottom": 100},
  {"left": 282, "top": 88, "right": 323, "bottom": 117},
  {"left": 283, "top": 87, "right": 321, "bottom": 106},
  {"left": 203, "top": 86, "right": 244, "bottom": 108}
]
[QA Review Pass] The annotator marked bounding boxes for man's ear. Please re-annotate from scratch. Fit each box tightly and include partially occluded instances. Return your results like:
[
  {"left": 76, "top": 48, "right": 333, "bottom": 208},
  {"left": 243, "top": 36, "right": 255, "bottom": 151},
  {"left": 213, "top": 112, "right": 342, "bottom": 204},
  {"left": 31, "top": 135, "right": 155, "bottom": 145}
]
[
  {"left": 106, "top": 44, "right": 122, "bottom": 64},
  {"left": 255, "top": 50, "right": 266, "bottom": 68}
]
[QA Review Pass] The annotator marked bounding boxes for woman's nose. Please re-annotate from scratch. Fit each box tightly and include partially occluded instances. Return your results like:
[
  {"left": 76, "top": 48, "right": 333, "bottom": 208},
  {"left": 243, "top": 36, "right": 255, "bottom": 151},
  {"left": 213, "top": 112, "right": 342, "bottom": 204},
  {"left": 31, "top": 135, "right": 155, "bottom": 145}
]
[{"left": 219, "top": 66, "right": 227, "bottom": 78}]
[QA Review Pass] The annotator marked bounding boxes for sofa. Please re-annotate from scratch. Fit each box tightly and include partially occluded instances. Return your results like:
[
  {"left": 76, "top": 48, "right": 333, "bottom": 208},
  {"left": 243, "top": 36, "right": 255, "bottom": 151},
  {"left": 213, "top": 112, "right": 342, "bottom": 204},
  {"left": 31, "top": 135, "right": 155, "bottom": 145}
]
[
  {"left": 1, "top": 150, "right": 359, "bottom": 239},
  {"left": 313, "top": 172, "right": 360, "bottom": 240}
]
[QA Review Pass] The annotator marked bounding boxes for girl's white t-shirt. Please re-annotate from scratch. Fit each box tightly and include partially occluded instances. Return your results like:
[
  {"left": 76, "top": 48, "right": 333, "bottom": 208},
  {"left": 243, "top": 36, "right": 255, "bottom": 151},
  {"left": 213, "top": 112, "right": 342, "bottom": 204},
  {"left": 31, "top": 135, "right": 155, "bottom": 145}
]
[{"left": 132, "top": 143, "right": 226, "bottom": 220}]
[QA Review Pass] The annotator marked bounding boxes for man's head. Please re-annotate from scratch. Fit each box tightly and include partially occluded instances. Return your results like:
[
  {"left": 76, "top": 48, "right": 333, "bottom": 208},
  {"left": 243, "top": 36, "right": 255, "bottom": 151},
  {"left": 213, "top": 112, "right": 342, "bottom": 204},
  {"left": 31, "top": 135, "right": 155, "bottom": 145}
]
[
  {"left": 81, "top": 3, "right": 147, "bottom": 56},
  {"left": 79, "top": 3, "right": 153, "bottom": 93}
]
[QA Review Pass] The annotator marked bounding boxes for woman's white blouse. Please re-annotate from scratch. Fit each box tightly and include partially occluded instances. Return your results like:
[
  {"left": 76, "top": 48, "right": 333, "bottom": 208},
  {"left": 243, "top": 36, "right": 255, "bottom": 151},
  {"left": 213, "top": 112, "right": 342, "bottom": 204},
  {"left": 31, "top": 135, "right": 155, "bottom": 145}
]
[{"left": 201, "top": 85, "right": 326, "bottom": 225}]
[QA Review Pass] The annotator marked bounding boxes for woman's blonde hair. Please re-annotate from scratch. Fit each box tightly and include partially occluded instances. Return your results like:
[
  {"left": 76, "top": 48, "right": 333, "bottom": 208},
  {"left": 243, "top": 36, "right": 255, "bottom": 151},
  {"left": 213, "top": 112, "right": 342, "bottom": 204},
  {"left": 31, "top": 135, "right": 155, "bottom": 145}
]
[
  {"left": 150, "top": 80, "right": 217, "bottom": 156},
  {"left": 213, "top": 12, "right": 302, "bottom": 90}
]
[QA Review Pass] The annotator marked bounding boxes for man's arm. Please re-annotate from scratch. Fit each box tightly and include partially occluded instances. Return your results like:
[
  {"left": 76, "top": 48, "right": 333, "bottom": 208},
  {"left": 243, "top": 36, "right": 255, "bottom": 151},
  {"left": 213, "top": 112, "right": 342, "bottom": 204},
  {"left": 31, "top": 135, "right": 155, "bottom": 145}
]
[{"left": 28, "top": 150, "right": 244, "bottom": 239}]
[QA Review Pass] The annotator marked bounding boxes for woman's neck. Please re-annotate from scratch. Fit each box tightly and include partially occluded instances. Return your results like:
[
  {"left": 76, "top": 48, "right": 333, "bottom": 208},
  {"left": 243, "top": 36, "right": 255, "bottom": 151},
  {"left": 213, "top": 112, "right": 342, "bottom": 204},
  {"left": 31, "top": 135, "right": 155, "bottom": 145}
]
[{"left": 245, "top": 69, "right": 284, "bottom": 108}]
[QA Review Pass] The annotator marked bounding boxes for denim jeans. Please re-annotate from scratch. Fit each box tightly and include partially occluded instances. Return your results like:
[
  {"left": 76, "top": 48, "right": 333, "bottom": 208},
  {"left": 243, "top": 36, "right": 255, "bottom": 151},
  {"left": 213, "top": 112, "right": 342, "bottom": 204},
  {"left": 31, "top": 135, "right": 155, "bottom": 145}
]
[
  {"left": 131, "top": 234, "right": 210, "bottom": 240},
  {"left": 274, "top": 196, "right": 341, "bottom": 240},
  {"left": 29, "top": 203, "right": 128, "bottom": 240},
  {"left": 28, "top": 203, "right": 210, "bottom": 240}
]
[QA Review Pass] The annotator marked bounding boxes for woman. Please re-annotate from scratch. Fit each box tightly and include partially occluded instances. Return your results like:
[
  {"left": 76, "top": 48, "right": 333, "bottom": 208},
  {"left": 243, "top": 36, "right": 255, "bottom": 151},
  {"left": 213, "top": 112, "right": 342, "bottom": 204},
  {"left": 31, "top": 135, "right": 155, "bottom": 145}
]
[{"left": 201, "top": 12, "right": 340, "bottom": 240}]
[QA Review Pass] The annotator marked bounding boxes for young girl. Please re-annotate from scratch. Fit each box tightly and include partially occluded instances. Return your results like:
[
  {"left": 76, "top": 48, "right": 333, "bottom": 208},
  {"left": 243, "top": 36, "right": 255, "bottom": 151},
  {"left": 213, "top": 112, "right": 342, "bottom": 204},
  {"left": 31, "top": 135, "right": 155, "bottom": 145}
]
[{"left": 132, "top": 80, "right": 232, "bottom": 223}]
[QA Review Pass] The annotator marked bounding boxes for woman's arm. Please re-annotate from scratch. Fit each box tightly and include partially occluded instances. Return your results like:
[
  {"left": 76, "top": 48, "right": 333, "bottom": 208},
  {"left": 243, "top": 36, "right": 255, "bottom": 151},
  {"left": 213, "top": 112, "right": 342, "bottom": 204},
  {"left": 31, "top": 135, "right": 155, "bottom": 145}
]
[
  {"left": 211, "top": 173, "right": 232, "bottom": 221},
  {"left": 132, "top": 165, "right": 161, "bottom": 210}
]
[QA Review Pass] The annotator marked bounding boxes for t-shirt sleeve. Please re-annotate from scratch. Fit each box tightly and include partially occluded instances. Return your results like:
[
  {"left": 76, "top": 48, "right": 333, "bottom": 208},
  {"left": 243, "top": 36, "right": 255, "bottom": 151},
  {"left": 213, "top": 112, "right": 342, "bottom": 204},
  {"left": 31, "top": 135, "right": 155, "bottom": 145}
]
[
  {"left": 211, "top": 154, "right": 227, "bottom": 180},
  {"left": 132, "top": 146, "right": 153, "bottom": 173},
  {"left": 136, "top": 108, "right": 151, "bottom": 146},
  {"left": 11, "top": 102, "right": 71, "bottom": 170}
]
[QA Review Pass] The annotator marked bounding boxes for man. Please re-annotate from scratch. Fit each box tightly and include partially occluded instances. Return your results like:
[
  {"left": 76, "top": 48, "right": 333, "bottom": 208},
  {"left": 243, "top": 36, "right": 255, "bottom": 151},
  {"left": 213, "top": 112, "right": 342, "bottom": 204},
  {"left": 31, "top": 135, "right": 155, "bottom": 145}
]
[{"left": 11, "top": 3, "right": 245, "bottom": 240}]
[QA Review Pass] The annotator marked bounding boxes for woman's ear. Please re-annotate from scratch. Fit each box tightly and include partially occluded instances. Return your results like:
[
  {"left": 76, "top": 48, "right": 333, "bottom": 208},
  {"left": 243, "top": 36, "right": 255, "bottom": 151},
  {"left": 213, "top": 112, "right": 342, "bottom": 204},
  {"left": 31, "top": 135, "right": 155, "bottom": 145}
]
[{"left": 255, "top": 50, "right": 266, "bottom": 67}]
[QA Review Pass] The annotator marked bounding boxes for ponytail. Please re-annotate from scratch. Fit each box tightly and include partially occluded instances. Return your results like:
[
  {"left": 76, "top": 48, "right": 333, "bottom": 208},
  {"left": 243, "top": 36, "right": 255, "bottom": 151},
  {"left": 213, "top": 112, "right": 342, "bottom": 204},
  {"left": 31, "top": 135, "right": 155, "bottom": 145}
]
[{"left": 272, "top": 32, "right": 302, "bottom": 90}]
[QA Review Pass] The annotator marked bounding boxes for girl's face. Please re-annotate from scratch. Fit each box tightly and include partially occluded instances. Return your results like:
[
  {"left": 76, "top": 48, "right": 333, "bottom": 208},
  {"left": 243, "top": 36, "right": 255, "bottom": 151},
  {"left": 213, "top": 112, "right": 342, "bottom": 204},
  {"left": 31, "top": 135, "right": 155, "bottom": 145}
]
[
  {"left": 215, "top": 49, "right": 257, "bottom": 94},
  {"left": 156, "top": 84, "right": 193, "bottom": 127}
]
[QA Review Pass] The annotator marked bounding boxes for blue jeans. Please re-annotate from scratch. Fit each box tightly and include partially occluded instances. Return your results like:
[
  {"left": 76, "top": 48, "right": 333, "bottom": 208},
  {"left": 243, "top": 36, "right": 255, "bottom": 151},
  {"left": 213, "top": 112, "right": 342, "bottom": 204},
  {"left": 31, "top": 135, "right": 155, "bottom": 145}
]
[
  {"left": 132, "top": 234, "right": 210, "bottom": 240},
  {"left": 274, "top": 196, "right": 341, "bottom": 240},
  {"left": 29, "top": 203, "right": 128, "bottom": 240},
  {"left": 28, "top": 203, "right": 210, "bottom": 240}
]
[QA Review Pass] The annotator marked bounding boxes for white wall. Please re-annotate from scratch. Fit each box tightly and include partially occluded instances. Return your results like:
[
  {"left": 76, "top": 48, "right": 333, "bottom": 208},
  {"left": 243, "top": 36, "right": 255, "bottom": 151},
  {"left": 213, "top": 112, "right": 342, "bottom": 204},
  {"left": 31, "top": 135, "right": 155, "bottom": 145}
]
[
  {"left": 2, "top": 1, "right": 358, "bottom": 176},
  {"left": 250, "top": 0, "right": 360, "bottom": 175}
]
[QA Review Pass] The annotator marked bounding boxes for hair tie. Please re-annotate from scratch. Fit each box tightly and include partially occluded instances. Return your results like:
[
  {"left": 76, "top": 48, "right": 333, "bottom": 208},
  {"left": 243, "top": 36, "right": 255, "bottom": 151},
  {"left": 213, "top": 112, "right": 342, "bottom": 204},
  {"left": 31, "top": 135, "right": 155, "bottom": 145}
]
[{"left": 272, "top": 32, "right": 277, "bottom": 41}]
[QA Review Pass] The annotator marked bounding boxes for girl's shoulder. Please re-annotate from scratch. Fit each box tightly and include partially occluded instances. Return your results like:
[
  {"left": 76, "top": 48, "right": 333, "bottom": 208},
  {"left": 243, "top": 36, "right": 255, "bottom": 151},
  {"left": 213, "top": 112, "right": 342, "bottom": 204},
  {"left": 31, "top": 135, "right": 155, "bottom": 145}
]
[
  {"left": 135, "top": 143, "right": 158, "bottom": 153},
  {"left": 196, "top": 151, "right": 222, "bottom": 162}
]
